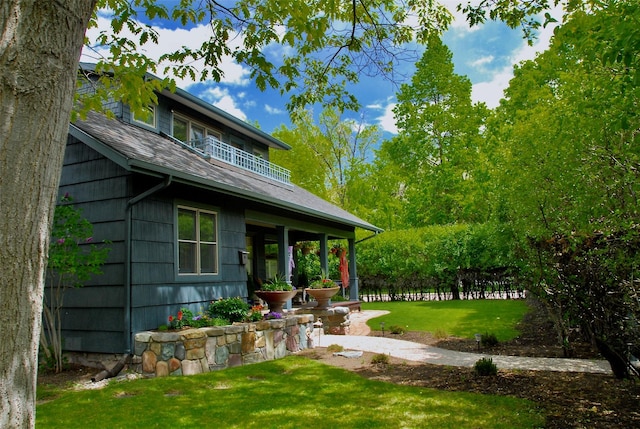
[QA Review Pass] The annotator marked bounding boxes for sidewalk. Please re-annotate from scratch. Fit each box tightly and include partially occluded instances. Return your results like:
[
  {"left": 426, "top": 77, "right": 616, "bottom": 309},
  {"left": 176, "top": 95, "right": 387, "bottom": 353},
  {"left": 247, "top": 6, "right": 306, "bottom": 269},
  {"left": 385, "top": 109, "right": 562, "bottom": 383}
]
[{"left": 315, "top": 310, "right": 612, "bottom": 374}]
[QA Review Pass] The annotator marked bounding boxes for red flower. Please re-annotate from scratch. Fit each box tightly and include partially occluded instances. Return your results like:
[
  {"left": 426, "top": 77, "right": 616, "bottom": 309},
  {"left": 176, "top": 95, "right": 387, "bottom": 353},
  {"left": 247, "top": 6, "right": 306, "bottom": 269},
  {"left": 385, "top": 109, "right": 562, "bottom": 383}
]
[
  {"left": 168, "top": 315, "right": 174, "bottom": 322},
  {"left": 177, "top": 310, "right": 183, "bottom": 321}
]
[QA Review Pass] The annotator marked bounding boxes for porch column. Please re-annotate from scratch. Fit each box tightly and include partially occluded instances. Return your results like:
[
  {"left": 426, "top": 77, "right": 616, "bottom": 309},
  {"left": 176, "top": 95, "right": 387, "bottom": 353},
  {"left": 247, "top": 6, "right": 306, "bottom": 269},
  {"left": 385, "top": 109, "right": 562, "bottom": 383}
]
[
  {"left": 276, "top": 226, "right": 292, "bottom": 310},
  {"left": 319, "top": 233, "right": 329, "bottom": 276},
  {"left": 348, "top": 238, "right": 358, "bottom": 300}
]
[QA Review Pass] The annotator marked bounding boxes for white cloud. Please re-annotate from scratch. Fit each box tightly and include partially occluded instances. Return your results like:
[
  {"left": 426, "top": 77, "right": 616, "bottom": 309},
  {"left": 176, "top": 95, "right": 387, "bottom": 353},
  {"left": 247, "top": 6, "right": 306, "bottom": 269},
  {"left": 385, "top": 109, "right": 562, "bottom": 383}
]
[
  {"left": 199, "top": 87, "right": 247, "bottom": 121},
  {"left": 213, "top": 95, "right": 247, "bottom": 121},
  {"left": 470, "top": 55, "right": 495, "bottom": 69},
  {"left": 468, "top": 6, "right": 563, "bottom": 108},
  {"left": 82, "top": 15, "right": 251, "bottom": 89},
  {"left": 265, "top": 104, "right": 285, "bottom": 115},
  {"left": 471, "top": 68, "right": 514, "bottom": 108},
  {"left": 371, "top": 100, "right": 398, "bottom": 135}
]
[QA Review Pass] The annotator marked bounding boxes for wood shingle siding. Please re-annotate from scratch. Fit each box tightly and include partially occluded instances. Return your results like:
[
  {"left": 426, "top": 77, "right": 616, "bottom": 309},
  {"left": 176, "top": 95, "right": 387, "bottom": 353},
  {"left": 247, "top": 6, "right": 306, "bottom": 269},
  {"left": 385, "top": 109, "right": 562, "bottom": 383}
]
[{"left": 52, "top": 72, "right": 379, "bottom": 354}]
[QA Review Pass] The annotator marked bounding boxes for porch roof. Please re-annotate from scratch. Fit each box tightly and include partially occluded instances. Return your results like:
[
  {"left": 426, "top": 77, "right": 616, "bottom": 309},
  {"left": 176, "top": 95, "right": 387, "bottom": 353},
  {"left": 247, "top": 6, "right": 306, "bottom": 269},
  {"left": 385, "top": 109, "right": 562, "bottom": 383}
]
[{"left": 69, "top": 111, "right": 382, "bottom": 234}]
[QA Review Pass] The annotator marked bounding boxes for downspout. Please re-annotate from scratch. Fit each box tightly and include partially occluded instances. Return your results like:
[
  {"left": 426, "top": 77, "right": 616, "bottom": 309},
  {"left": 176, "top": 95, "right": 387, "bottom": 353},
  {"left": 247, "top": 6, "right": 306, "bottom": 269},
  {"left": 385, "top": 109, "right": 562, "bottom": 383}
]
[{"left": 124, "top": 175, "right": 172, "bottom": 354}]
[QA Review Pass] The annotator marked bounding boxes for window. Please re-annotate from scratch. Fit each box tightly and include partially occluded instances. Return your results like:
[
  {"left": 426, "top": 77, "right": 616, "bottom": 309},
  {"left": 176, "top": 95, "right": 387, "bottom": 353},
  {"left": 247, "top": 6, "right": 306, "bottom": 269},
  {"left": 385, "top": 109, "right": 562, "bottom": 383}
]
[
  {"left": 173, "top": 116, "right": 188, "bottom": 141},
  {"left": 132, "top": 105, "right": 156, "bottom": 128},
  {"left": 177, "top": 206, "right": 218, "bottom": 275},
  {"left": 172, "top": 114, "right": 221, "bottom": 143}
]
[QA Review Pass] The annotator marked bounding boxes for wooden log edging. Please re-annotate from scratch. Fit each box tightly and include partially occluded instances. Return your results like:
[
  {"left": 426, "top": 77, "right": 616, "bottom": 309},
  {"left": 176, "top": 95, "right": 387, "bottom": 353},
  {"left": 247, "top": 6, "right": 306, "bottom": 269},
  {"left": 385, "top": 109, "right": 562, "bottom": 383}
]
[{"left": 132, "top": 314, "right": 315, "bottom": 377}]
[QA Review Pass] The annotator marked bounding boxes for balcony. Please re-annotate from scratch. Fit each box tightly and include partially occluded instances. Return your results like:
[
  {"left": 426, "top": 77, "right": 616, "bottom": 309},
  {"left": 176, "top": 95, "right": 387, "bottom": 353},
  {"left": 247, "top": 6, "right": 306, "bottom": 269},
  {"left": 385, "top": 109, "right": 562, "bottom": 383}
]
[{"left": 188, "top": 136, "right": 291, "bottom": 185}]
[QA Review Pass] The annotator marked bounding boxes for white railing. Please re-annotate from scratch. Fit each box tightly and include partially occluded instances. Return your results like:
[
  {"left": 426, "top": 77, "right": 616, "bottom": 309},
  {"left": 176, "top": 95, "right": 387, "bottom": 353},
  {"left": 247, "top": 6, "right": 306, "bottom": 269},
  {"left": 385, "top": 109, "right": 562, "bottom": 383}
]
[{"left": 188, "top": 136, "right": 291, "bottom": 185}]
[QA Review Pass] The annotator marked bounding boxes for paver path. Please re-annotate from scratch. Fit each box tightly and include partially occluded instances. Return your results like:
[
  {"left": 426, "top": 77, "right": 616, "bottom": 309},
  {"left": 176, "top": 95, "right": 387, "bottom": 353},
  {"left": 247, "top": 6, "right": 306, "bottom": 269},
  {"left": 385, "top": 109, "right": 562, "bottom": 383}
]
[{"left": 316, "top": 309, "right": 612, "bottom": 374}]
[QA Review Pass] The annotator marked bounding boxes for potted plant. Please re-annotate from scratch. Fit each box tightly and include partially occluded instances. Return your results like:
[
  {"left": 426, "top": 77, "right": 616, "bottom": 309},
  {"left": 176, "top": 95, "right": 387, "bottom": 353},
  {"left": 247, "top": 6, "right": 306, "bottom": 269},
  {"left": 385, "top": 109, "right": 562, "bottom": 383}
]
[
  {"left": 305, "top": 274, "right": 340, "bottom": 309},
  {"left": 254, "top": 275, "right": 297, "bottom": 313}
]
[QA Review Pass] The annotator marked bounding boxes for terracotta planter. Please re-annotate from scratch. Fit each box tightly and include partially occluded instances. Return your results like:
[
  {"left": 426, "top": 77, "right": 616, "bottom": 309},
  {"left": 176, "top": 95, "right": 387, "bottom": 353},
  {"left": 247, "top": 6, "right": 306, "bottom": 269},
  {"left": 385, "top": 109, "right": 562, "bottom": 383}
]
[
  {"left": 254, "top": 290, "right": 297, "bottom": 313},
  {"left": 305, "top": 287, "right": 340, "bottom": 309}
]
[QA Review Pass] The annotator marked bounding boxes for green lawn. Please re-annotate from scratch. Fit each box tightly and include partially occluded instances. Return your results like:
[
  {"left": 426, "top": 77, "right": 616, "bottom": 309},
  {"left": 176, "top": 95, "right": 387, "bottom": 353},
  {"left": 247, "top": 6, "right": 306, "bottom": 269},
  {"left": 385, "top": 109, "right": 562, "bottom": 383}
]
[
  {"left": 363, "top": 299, "right": 529, "bottom": 341},
  {"left": 37, "top": 356, "right": 543, "bottom": 428}
]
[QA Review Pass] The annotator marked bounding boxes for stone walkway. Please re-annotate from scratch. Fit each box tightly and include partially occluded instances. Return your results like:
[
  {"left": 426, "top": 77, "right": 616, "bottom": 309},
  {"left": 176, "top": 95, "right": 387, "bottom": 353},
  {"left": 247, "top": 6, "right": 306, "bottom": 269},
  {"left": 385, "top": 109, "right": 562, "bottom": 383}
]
[{"left": 315, "top": 310, "right": 612, "bottom": 374}]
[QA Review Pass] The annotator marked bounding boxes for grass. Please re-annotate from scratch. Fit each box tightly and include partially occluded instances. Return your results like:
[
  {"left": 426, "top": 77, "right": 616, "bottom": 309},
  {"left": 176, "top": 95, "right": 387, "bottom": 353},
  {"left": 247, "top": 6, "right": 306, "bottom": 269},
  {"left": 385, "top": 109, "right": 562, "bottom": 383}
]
[
  {"left": 37, "top": 356, "right": 543, "bottom": 428},
  {"left": 363, "top": 299, "right": 529, "bottom": 341}
]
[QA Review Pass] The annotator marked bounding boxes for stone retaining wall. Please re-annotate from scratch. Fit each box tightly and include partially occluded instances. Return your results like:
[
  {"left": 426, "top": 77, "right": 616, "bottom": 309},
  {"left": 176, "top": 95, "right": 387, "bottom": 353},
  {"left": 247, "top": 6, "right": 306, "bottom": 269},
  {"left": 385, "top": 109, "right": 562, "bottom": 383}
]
[{"left": 132, "top": 314, "right": 315, "bottom": 377}]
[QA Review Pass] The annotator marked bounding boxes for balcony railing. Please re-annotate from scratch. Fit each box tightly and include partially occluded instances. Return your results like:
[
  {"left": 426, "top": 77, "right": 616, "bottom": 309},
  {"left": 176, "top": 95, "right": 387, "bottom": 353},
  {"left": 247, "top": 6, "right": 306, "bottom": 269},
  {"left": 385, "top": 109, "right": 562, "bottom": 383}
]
[{"left": 188, "top": 136, "right": 291, "bottom": 185}]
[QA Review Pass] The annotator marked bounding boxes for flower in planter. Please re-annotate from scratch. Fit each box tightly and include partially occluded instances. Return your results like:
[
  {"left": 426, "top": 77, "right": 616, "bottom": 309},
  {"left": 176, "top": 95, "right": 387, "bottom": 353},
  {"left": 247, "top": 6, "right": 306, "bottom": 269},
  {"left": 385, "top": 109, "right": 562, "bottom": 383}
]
[
  {"left": 308, "top": 276, "right": 337, "bottom": 289},
  {"left": 168, "top": 311, "right": 187, "bottom": 330},
  {"left": 309, "top": 278, "right": 336, "bottom": 288},
  {"left": 248, "top": 305, "right": 264, "bottom": 322},
  {"left": 265, "top": 311, "right": 283, "bottom": 320}
]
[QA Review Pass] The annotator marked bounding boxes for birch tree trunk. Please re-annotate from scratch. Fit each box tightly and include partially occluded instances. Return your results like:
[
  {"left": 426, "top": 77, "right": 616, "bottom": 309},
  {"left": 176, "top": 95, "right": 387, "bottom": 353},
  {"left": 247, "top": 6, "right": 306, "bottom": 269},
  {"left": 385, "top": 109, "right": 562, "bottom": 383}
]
[{"left": 0, "top": 2, "right": 96, "bottom": 427}]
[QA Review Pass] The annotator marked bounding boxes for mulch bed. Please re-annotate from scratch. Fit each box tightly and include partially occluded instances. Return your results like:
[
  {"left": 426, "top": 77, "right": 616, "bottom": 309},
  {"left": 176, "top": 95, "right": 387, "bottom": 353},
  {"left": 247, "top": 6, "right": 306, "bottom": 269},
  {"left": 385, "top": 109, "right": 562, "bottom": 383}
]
[{"left": 316, "top": 297, "right": 640, "bottom": 428}]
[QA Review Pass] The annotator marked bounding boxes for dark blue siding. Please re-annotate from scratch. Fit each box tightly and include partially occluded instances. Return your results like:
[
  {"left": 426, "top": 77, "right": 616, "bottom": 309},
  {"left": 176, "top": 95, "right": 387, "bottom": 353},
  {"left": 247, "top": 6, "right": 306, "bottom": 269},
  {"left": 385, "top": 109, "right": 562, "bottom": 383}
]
[{"left": 54, "top": 137, "right": 128, "bottom": 353}]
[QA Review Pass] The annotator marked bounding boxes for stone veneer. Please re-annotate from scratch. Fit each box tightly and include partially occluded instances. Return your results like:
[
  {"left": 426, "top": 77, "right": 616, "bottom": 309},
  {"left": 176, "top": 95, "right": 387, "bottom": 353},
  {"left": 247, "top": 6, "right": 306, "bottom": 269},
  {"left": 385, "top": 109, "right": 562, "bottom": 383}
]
[
  {"left": 301, "top": 306, "right": 351, "bottom": 335},
  {"left": 132, "top": 314, "right": 315, "bottom": 377}
]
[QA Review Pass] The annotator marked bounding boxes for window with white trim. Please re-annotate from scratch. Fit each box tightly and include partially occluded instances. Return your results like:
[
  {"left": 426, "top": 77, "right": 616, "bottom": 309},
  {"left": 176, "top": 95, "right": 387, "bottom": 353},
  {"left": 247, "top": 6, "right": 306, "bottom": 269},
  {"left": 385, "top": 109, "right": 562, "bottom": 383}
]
[
  {"left": 177, "top": 206, "right": 218, "bottom": 275},
  {"left": 172, "top": 113, "right": 221, "bottom": 143},
  {"left": 132, "top": 105, "right": 157, "bottom": 128}
]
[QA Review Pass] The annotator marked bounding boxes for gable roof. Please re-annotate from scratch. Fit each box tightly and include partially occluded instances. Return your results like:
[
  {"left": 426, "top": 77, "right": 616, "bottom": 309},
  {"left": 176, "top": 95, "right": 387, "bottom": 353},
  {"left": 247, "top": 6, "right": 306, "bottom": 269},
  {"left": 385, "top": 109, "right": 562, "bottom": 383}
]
[
  {"left": 78, "top": 62, "right": 289, "bottom": 151},
  {"left": 161, "top": 87, "right": 290, "bottom": 151},
  {"left": 70, "top": 111, "right": 382, "bottom": 234}
]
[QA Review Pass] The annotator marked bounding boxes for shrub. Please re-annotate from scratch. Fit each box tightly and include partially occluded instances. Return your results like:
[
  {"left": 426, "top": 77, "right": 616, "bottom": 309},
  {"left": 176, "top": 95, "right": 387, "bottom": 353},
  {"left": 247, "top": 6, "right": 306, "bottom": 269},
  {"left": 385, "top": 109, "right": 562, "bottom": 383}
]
[
  {"left": 371, "top": 353, "right": 390, "bottom": 365},
  {"left": 208, "top": 297, "right": 250, "bottom": 323},
  {"left": 43, "top": 194, "right": 110, "bottom": 373},
  {"left": 326, "top": 344, "right": 344, "bottom": 353},
  {"left": 208, "top": 317, "right": 231, "bottom": 326},
  {"left": 433, "top": 328, "right": 448, "bottom": 339},
  {"left": 474, "top": 357, "right": 498, "bottom": 376},
  {"left": 481, "top": 332, "right": 499, "bottom": 347},
  {"left": 389, "top": 325, "right": 406, "bottom": 335}
]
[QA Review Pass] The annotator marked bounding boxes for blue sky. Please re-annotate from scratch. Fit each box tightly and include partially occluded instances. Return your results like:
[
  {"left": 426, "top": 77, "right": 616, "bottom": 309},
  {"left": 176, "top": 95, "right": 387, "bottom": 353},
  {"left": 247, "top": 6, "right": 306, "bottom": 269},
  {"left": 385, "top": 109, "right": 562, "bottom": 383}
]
[{"left": 83, "top": 1, "right": 559, "bottom": 136}]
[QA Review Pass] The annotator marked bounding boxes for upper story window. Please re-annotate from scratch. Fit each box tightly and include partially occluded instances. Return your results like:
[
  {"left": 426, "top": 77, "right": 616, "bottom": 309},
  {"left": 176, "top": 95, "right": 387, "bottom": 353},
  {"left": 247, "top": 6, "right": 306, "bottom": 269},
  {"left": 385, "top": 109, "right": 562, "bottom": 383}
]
[
  {"left": 132, "top": 105, "right": 157, "bottom": 128},
  {"left": 172, "top": 114, "right": 221, "bottom": 143},
  {"left": 177, "top": 206, "right": 218, "bottom": 275},
  {"left": 171, "top": 112, "right": 292, "bottom": 185}
]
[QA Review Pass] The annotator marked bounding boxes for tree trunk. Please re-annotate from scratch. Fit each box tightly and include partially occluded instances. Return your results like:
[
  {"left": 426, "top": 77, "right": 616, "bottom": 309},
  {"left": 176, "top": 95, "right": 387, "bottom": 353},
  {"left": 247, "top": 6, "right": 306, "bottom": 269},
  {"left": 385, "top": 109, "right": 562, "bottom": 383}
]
[
  {"left": 0, "top": 2, "right": 96, "bottom": 427},
  {"left": 595, "top": 338, "right": 630, "bottom": 379}
]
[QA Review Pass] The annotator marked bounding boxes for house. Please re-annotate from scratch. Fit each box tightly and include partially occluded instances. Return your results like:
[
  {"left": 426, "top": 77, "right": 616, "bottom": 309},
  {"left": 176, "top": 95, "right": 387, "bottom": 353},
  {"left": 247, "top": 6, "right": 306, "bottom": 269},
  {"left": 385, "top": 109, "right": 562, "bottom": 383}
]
[{"left": 57, "top": 66, "right": 381, "bottom": 355}]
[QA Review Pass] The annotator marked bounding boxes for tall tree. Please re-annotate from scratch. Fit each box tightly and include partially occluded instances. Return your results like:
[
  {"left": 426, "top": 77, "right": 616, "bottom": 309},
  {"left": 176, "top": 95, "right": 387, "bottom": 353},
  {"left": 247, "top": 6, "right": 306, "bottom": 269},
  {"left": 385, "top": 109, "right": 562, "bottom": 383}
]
[
  {"left": 0, "top": 1, "right": 455, "bottom": 426},
  {"left": 272, "top": 108, "right": 381, "bottom": 210},
  {"left": 489, "top": 1, "right": 640, "bottom": 377},
  {"left": 0, "top": 3, "right": 97, "bottom": 428},
  {"left": 271, "top": 111, "right": 329, "bottom": 199},
  {"left": 379, "top": 35, "right": 489, "bottom": 226}
]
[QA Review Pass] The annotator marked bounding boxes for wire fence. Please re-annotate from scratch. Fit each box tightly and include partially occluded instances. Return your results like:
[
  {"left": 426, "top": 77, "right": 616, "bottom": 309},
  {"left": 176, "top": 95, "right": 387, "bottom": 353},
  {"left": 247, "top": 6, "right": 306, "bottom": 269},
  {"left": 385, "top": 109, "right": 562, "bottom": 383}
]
[{"left": 358, "top": 269, "right": 525, "bottom": 302}]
